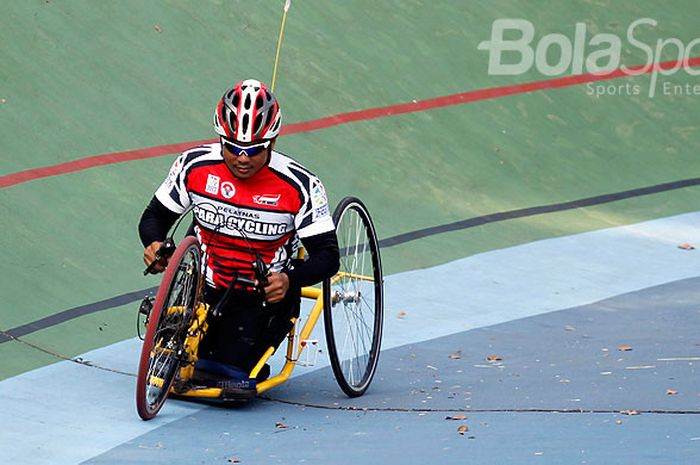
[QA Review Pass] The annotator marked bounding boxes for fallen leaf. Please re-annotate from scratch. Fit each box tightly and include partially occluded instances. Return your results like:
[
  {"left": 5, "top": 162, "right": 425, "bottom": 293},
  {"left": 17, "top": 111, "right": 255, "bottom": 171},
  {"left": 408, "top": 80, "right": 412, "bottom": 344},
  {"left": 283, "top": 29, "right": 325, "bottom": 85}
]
[
  {"left": 617, "top": 345, "right": 633, "bottom": 352},
  {"left": 615, "top": 420, "right": 622, "bottom": 425},
  {"left": 275, "top": 423, "right": 288, "bottom": 429},
  {"left": 678, "top": 243, "right": 695, "bottom": 250},
  {"left": 397, "top": 311, "right": 407, "bottom": 319},
  {"left": 564, "top": 325, "right": 576, "bottom": 331},
  {"left": 486, "top": 355, "right": 502, "bottom": 362},
  {"left": 620, "top": 410, "right": 640, "bottom": 415},
  {"left": 227, "top": 459, "right": 241, "bottom": 463},
  {"left": 457, "top": 425, "right": 469, "bottom": 435},
  {"left": 154, "top": 24, "right": 162, "bottom": 33},
  {"left": 448, "top": 353, "right": 461, "bottom": 360},
  {"left": 445, "top": 414, "right": 467, "bottom": 421},
  {"left": 666, "top": 389, "right": 678, "bottom": 396}
]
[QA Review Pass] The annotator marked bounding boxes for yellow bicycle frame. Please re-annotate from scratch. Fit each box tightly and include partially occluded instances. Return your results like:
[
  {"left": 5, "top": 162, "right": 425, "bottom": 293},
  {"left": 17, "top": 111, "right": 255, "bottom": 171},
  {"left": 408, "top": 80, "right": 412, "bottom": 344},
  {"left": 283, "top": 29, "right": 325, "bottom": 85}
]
[
  {"left": 170, "top": 268, "right": 373, "bottom": 399},
  {"left": 172, "top": 282, "right": 326, "bottom": 399}
]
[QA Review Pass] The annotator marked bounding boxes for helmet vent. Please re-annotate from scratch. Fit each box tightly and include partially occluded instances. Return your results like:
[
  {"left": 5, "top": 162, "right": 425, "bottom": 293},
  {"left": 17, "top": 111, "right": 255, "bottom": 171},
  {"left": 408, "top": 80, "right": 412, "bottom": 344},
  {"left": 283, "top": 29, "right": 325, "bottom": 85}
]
[
  {"left": 256, "top": 95, "right": 263, "bottom": 109},
  {"left": 244, "top": 94, "right": 252, "bottom": 110},
  {"left": 232, "top": 93, "right": 240, "bottom": 107},
  {"left": 254, "top": 113, "right": 263, "bottom": 134},
  {"left": 242, "top": 113, "right": 250, "bottom": 133},
  {"left": 228, "top": 110, "right": 237, "bottom": 131}
]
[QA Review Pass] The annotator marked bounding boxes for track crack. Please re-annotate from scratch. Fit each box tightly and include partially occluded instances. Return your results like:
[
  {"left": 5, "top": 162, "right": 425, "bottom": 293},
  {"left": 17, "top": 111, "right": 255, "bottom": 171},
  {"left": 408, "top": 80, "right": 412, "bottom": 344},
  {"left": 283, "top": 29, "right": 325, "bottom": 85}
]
[
  {"left": 4, "top": 330, "right": 700, "bottom": 416},
  {"left": 260, "top": 396, "right": 700, "bottom": 415},
  {"left": 0, "top": 330, "right": 136, "bottom": 377}
]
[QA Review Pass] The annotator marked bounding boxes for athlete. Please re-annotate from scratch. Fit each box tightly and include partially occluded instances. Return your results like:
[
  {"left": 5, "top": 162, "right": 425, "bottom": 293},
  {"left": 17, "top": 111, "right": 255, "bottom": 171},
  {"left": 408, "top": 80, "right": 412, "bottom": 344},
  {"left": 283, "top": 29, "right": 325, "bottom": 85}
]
[{"left": 138, "top": 79, "right": 339, "bottom": 395}]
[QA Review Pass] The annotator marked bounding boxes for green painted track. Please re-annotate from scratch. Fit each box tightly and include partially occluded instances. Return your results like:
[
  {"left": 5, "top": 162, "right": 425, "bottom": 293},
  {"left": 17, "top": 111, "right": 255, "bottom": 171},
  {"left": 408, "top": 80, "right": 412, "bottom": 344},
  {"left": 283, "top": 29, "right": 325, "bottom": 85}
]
[{"left": 1, "top": 0, "right": 699, "bottom": 379}]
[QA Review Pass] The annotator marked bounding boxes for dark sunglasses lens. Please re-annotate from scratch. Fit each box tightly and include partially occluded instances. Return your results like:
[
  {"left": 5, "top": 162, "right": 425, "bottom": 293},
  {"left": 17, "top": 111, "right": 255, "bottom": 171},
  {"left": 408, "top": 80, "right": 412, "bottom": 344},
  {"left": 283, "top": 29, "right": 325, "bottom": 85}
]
[{"left": 224, "top": 140, "right": 266, "bottom": 157}]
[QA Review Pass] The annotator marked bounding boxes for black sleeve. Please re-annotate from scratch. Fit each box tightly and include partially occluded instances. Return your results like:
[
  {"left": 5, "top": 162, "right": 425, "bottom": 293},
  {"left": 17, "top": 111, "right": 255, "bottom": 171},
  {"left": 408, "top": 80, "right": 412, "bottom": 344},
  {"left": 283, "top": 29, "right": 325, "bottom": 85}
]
[
  {"left": 285, "top": 230, "right": 340, "bottom": 289},
  {"left": 138, "top": 196, "right": 181, "bottom": 247}
]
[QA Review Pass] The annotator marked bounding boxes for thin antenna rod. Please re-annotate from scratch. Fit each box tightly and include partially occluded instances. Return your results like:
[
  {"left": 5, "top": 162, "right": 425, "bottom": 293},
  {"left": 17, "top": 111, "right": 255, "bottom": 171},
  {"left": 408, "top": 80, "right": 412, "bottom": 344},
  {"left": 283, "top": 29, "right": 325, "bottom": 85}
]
[{"left": 270, "top": 0, "right": 292, "bottom": 93}]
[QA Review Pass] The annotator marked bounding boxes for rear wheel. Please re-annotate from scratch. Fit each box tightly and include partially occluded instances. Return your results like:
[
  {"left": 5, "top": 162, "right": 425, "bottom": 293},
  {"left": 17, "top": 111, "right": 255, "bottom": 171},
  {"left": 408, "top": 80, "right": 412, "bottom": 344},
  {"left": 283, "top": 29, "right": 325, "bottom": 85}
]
[
  {"left": 136, "top": 236, "right": 202, "bottom": 420},
  {"left": 323, "top": 197, "right": 383, "bottom": 397}
]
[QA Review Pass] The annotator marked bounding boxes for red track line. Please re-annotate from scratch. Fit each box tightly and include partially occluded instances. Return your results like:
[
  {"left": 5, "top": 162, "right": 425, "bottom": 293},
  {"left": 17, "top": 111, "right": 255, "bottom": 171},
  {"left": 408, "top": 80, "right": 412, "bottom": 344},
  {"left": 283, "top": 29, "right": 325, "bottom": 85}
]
[
  {"left": 1, "top": 56, "right": 698, "bottom": 190},
  {"left": 283, "top": 56, "right": 700, "bottom": 134},
  {"left": 0, "top": 139, "right": 214, "bottom": 189}
]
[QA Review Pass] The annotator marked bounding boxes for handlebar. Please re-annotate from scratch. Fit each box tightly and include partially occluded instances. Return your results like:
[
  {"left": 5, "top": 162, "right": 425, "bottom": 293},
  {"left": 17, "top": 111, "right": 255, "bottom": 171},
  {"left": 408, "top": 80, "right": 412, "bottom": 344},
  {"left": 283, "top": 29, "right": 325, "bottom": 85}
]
[
  {"left": 143, "top": 238, "right": 270, "bottom": 294},
  {"left": 143, "top": 237, "right": 176, "bottom": 275},
  {"left": 221, "top": 254, "right": 269, "bottom": 294},
  {"left": 252, "top": 254, "right": 269, "bottom": 288}
]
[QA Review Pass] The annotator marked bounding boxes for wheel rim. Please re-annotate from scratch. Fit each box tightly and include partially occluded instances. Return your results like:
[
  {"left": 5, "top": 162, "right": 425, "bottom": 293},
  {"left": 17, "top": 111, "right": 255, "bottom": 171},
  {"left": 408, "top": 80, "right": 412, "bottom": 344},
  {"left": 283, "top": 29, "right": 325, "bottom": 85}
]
[
  {"left": 142, "top": 244, "right": 200, "bottom": 414},
  {"left": 328, "top": 201, "right": 382, "bottom": 392}
]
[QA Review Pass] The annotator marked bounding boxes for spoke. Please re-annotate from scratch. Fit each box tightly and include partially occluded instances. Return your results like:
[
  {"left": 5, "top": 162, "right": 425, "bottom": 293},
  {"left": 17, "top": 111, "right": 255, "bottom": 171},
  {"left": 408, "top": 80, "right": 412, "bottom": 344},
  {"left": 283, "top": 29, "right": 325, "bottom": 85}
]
[
  {"left": 349, "top": 303, "right": 368, "bottom": 382},
  {"left": 348, "top": 319, "right": 368, "bottom": 383},
  {"left": 353, "top": 214, "right": 366, "bottom": 298},
  {"left": 359, "top": 293, "right": 375, "bottom": 315},
  {"left": 335, "top": 278, "right": 374, "bottom": 386}
]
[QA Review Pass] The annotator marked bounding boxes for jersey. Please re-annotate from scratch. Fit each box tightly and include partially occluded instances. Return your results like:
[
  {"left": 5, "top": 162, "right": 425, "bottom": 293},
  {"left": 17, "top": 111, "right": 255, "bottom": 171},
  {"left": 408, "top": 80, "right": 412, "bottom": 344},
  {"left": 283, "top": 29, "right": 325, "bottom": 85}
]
[{"left": 154, "top": 143, "right": 335, "bottom": 289}]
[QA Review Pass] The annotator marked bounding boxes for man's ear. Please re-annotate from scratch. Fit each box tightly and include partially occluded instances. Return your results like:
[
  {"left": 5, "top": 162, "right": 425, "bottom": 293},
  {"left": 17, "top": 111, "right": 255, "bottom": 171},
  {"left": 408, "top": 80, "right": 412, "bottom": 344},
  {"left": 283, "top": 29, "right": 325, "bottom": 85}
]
[{"left": 270, "top": 138, "right": 277, "bottom": 150}]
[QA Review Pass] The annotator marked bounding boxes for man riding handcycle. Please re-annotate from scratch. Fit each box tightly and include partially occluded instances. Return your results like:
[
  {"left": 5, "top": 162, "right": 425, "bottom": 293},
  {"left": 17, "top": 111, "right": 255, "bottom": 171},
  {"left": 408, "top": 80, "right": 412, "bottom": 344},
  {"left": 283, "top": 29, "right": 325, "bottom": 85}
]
[{"left": 135, "top": 79, "right": 383, "bottom": 420}]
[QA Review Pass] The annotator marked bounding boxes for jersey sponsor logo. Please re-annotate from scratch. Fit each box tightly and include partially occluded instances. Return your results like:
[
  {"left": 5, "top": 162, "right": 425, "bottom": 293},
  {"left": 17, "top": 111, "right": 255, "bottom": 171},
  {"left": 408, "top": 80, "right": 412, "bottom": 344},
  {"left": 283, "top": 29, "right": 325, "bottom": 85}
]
[
  {"left": 253, "top": 193, "right": 281, "bottom": 206},
  {"left": 313, "top": 203, "right": 330, "bottom": 220},
  {"left": 168, "top": 158, "right": 181, "bottom": 178},
  {"left": 193, "top": 201, "right": 291, "bottom": 239},
  {"left": 163, "top": 157, "right": 182, "bottom": 189},
  {"left": 230, "top": 217, "right": 287, "bottom": 236},
  {"left": 206, "top": 174, "right": 220, "bottom": 195},
  {"left": 221, "top": 181, "right": 236, "bottom": 199},
  {"left": 310, "top": 180, "right": 327, "bottom": 208}
]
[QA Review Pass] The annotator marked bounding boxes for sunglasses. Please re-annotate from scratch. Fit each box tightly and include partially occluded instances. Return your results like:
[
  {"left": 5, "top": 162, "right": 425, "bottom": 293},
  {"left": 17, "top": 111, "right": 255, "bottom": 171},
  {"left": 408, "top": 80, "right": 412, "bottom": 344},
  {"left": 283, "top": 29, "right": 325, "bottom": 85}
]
[{"left": 221, "top": 138, "right": 271, "bottom": 157}]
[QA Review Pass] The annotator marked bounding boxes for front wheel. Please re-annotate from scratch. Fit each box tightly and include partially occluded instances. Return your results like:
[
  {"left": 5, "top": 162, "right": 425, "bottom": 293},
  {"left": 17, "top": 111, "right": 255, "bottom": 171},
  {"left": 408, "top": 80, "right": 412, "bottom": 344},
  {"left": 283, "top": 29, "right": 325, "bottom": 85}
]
[
  {"left": 136, "top": 236, "right": 202, "bottom": 420},
  {"left": 323, "top": 197, "right": 384, "bottom": 397}
]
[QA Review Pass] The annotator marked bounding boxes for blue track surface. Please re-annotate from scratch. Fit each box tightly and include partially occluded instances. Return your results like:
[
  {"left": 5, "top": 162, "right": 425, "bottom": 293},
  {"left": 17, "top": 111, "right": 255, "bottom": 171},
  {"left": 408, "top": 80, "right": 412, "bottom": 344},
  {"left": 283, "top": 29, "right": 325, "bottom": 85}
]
[
  {"left": 2, "top": 213, "right": 700, "bottom": 464},
  {"left": 86, "top": 278, "right": 700, "bottom": 465}
]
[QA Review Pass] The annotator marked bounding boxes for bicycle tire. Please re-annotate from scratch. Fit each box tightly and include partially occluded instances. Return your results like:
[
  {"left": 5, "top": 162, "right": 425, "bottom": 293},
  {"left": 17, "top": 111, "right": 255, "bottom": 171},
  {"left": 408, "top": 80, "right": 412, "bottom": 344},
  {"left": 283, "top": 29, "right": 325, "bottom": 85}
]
[
  {"left": 136, "top": 236, "right": 202, "bottom": 420},
  {"left": 323, "top": 196, "right": 384, "bottom": 397}
]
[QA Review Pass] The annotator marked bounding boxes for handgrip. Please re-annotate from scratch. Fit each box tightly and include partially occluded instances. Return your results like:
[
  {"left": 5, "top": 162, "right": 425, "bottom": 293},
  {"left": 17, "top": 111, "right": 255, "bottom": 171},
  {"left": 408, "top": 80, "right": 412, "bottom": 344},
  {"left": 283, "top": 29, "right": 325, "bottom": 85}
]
[
  {"left": 252, "top": 254, "right": 269, "bottom": 288},
  {"left": 143, "top": 237, "right": 176, "bottom": 275}
]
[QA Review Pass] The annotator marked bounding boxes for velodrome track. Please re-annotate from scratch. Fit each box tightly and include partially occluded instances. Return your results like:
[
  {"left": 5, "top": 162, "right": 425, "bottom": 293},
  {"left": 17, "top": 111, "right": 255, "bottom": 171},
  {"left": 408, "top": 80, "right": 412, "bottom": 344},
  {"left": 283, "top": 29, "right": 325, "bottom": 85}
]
[
  {"left": 2, "top": 2, "right": 700, "bottom": 464},
  {"left": 3, "top": 214, "right": 700, "bottom": 464}
]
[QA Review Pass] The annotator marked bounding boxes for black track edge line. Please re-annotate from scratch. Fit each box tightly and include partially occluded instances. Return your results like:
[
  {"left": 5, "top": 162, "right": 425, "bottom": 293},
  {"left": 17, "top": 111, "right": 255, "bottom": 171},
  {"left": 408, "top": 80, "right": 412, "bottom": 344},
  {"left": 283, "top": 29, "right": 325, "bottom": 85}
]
[
  {"left": 378, "top": 177, "right": 700, "bottom": 248},
  {"left": 0, "top": 286, "right": 158, "bottom": 344},
  {"left": 3, "top": 176, "right": 700, "bottom": 344}
]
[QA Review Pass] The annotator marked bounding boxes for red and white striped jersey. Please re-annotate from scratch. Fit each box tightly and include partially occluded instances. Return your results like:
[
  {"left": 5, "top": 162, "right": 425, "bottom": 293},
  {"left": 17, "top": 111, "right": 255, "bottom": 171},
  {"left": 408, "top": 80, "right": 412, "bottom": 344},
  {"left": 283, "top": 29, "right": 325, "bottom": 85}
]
[{"left": 154, "top": 143, "right": 334, "bottom": 289}]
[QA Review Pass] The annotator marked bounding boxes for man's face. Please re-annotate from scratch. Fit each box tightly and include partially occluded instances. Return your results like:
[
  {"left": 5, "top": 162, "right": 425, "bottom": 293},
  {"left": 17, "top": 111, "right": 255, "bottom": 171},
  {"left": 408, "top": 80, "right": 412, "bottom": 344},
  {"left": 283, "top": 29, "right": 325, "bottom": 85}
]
[{"left": 221, "top": 138, "right": 274, "bottom": 179}]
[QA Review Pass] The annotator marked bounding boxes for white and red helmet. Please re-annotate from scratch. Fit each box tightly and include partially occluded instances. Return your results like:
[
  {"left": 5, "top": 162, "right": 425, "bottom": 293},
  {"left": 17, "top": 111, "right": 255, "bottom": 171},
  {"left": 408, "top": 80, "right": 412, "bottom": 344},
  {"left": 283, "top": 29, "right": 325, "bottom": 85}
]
[{"left": 214, "top": 79, "right": 282, "bottom": 143}]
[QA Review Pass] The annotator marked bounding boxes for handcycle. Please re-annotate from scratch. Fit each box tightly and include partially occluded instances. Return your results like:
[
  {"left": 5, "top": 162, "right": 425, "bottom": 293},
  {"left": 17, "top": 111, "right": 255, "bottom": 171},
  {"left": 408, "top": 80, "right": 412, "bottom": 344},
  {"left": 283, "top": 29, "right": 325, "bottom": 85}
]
[{"left": 135, "top": 196, "right": 383, "bottom": 420}]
